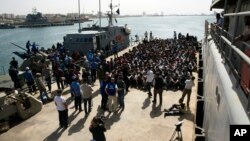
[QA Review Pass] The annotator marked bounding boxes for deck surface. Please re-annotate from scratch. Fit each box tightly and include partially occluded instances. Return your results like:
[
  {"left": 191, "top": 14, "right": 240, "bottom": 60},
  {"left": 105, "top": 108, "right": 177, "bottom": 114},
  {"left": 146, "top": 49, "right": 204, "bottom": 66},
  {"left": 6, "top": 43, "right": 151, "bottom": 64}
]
[{"left": 0, "top": 43, "right": 198, "bottom": 141}]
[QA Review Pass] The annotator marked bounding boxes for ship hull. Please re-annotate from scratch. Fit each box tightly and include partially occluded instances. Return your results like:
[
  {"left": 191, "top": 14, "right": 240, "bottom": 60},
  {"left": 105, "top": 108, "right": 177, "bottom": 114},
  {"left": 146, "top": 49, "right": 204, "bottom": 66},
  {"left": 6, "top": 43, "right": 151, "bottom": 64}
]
[{"left": 199, "top": 36, "right": 250, "bottom": 141}]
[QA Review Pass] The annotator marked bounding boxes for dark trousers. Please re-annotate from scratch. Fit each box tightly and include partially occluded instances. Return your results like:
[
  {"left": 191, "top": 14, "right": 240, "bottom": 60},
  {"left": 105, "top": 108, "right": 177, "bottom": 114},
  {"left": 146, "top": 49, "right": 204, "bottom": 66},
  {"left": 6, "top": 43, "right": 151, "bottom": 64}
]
[
  {"left": 74, "top": 96, "right": 82, "bottom": 110},
  {"left": 146, "top": 82, "right": 152, "bottom": 96},
  {"left": 124, "top": 77, "right": 130, "bottom": 92},
  {"left": 56, "top": 77, "right": 64, "bottom": 89},
  {"left": 39, "top": 90, "right": 49, "bottom": 104},
  {"left": 101, "top": 94, "right": 108, "bottom": 110},
  {"left": 45, "top": 77, "right": 51, "bottom": 91},
  {"left": 83, "top": 97, "right": 92, "bottom": 115},
  {"left": 58, "top": 109, "right": 68, "bottom": 127},
  {"left": 27, "top": 80, "right": 36, "bottom": 92},
  {"left": 153, "top": 88, "right": 163, "bottom": 105},
  {"left": 14, "top": 79, "right": 21, "bottom": 89},
  {"left": 118, "top": 91, "right": 125, "bottom": 108},
  {"left": 181, "top": 88, "right": 192, "bottom": 107},
  {"left": 91, "top": 69, "right": 97, "bottom": 82}
]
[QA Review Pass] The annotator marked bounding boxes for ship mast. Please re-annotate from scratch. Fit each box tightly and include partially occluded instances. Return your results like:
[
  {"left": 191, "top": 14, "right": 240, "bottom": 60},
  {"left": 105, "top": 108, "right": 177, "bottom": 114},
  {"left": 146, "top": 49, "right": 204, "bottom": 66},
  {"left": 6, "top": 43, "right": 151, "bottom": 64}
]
[
  {"left": 99, "top": 0, "right": 101, "bottom": 27},
  {"left": 78, "top": 0, "right": 81, "bottom": 33},
  {"left": 108, "top": 0, "right": 118, "bottom": 26}
]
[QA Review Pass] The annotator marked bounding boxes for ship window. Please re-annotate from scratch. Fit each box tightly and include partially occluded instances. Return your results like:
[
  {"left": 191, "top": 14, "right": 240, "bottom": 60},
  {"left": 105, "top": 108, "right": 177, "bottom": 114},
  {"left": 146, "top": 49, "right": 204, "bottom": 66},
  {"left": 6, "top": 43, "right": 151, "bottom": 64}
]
[
  {"left": 104, "top": 35, "right": 106, "bottom": 39},
  {"left": 76, "top": 38, "right": 80, "bottom": 42},
  {"left": 89, "top": 38, "right": 93, "bottom": 42},
  {"left": 80, "top": 38, "right": 84, "bottom": 42},
  {"left": 84, "top": 38, "right": 88, "bottom": 42},
  {"left": 100, "top": 35, "right": 102, "bottom": 39}
]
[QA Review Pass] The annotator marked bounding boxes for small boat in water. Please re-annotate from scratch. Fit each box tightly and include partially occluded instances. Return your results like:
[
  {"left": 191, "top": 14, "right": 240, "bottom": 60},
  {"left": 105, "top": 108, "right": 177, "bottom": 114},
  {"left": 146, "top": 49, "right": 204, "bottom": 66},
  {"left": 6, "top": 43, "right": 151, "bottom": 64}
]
[
  {"left": 0, "top": 23, "right": 15, "bottom": 29},
  {"left": 63, "top": 0, "right": 131, "bottom": 55}
]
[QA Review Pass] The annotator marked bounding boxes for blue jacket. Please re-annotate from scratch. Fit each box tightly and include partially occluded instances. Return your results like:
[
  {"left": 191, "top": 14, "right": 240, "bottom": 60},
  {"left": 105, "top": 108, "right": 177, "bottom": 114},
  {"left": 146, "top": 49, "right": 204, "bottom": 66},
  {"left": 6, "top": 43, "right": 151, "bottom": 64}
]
[
  {"left": 106, "top": 82, "right": 117, "bottom": 96},
  {"left": 70, "top": 81, "right": 81, "bottom": 96},
  {"left": 100, "top": 80, "right": 108, "bottom": 95},
  {"left": 24, "top": 70, "right": 34, "bottom": 82}
]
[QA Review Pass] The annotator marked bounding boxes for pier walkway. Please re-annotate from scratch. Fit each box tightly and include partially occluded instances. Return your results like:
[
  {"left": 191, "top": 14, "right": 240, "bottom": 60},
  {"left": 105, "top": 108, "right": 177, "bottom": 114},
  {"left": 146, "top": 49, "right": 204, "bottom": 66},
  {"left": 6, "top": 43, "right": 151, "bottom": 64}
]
[{"left": 0, "top": 43, "right": 198, "bottom": 141}]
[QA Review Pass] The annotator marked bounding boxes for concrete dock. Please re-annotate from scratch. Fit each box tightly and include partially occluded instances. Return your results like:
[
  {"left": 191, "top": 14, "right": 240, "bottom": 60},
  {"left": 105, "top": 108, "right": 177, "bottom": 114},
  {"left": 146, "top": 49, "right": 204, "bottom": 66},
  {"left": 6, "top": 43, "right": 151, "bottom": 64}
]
[{"left": 0, "top": 43, "right": 198, "bottom": 141}]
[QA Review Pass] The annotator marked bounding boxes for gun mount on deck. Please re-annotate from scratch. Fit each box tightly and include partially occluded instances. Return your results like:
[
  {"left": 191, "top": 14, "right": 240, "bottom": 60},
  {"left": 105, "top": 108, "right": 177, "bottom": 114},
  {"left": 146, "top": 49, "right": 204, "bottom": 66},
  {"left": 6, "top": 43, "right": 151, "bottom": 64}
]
[{"left": 0, "top": 89, "right": 42, "bottom": 132}]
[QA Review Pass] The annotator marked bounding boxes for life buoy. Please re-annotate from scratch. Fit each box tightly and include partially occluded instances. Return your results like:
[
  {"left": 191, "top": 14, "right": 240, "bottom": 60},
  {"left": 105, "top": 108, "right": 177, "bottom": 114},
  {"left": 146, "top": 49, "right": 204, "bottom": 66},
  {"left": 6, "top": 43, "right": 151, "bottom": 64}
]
[{"left": 115, "top": 35, "right": 122, "bottom": 41}]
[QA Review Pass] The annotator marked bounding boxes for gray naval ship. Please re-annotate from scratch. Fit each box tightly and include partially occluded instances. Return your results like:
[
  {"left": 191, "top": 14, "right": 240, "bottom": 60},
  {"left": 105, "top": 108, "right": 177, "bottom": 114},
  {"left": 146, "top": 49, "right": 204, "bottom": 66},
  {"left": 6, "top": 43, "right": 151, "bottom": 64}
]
[
  {"left": 63, "top": 0, "right": 131, "bottom": 55},
  {"left": 196, "top": 0, "right": 250, "bottom": 141}
]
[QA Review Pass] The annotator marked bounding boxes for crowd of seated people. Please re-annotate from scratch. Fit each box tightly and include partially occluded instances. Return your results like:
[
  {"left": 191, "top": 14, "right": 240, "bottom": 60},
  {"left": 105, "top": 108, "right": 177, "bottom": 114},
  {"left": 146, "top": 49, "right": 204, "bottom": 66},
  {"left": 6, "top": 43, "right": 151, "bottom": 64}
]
[{"left": 102, "top": 32, "right": 198, "bottom": 91}]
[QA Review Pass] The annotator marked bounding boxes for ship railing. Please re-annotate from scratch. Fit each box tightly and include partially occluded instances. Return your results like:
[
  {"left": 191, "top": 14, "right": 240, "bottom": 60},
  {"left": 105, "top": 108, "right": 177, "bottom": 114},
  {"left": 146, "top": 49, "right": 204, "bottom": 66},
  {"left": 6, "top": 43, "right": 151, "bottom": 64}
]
[
  {"left": 0, "top": 66, "right": 7, "bottom": 76},
  {"left": 210, "top": 22, "right": 250, "bottom": 98}
]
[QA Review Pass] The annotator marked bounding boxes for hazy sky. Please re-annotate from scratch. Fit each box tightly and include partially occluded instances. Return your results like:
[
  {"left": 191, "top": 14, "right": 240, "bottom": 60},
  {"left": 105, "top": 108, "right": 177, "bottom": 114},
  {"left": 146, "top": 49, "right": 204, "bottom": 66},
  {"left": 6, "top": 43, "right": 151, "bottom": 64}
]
[{"left": 0, "top": 0, "right": 214, "bottom": 15}]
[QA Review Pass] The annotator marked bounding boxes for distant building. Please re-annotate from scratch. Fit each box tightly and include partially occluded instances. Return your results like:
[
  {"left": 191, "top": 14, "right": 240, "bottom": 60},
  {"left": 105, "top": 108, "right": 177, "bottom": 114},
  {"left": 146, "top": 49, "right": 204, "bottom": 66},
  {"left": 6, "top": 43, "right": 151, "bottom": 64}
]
[
  {"left": 2, "top": 13, "right": 15, "bottom": 19},
  {"left": 143, "top": 11, "right": 146, "bottom": 16},
  {"left": 25, "top": 12, "right": 48, "bottom": 24}
]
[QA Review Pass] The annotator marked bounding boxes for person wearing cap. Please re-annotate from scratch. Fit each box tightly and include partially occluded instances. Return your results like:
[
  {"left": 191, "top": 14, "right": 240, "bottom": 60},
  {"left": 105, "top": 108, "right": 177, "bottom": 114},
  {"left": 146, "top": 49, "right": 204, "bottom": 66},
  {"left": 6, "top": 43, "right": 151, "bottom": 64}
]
[
  {"left": 35, "top": 73, "right": 51, "bottom": 104},
  {"left": 54, "top": 89, "right": 69, "bottom": 128},
  {"left": 105, "top": 77, "right": 118, "bottom": 112},
  {"left": 24, "top": 67, "right": 36, "bottom": 93},
  {"left": 70, "top": 77, "right": 82, "bottom": 111}
]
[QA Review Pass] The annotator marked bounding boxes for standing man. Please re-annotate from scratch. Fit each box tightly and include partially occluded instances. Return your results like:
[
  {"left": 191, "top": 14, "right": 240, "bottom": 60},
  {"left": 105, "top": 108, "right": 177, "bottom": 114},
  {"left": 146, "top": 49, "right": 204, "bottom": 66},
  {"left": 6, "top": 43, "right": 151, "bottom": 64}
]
[
  {"left": 90, "top": 58, "right": 99, "bottom": 83},
  {"left": 117, "top": 75, "right": 126, "bottom": 109},
  {"left": 24, "top": 67, "right": 36, "bottom": 93},
  {"left": 81, "top": 78, "right": 93, "bottom": 116},
  {"left": 9, "top": 57, "right": 18, "bottom": 69},
  {"left": 152, "top": 72, "right": 164, "bottom": 106},
  {"left": 105, "top": 77, "right": 118, "bottom": 113},
  {"left": 112, "top": 41, "right": 118, "bottom": 59},
  {"left": 70, "top": 77, "right": 82, "bottom": 111},
  {"left": 54, "top": 89, "right": 68, "bottom": 128},
  {"left": 146, "top": 66, "right": 154, "bottom": 98},
  {"left": 9, "top": 65, "right": 21, "bottom": 89},
  {"left": 180, "top": 76, "right": 195, "bottom": 109},
  {"left": 42, "top": 65, "right": 52, "bottom": 92},
  {"left": 54, "top": 66, "right": 64, "bottom": 89},
  {"left": 26, "top": 40, "right": 31, "bottom": 54},
  {"left": 35, "top": 73, "right": 50, "bottom": 104},
  {"left": 100, "top": 72, "right": 110, "bottom": 111}
]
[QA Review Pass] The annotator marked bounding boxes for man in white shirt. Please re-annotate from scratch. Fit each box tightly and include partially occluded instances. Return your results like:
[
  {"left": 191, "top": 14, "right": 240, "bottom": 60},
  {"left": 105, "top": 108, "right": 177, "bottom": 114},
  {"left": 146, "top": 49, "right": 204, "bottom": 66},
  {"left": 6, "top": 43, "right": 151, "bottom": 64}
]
[
  {"left": 146, "top": 67, "right": 154, "bottom": 97},
  {"left": 54, "top": 89, "right": 68, "bottom": 128},
  {"left": 180, "top": 76, "right": 195, "bottom": 108}
]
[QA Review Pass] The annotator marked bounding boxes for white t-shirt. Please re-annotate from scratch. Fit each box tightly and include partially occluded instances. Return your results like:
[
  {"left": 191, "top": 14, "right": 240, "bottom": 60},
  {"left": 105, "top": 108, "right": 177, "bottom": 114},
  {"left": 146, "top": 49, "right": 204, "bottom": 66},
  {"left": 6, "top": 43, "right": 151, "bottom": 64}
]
[
  {"left": 146, "top": 70, "right": 154, "bottom": 82},
  {"left": 184, "top": 79, "right": 194, "bottom": 89},
  {"left": 54, "top": 96, "right": 66, "bottom": 111}
]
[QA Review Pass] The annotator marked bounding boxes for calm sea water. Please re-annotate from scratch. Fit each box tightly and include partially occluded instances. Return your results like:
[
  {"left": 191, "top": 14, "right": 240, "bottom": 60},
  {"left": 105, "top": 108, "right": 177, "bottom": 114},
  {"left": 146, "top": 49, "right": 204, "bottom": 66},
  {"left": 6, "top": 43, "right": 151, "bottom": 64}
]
[{"left": 0, "top": 16, "right": 213, "bottom": 75}]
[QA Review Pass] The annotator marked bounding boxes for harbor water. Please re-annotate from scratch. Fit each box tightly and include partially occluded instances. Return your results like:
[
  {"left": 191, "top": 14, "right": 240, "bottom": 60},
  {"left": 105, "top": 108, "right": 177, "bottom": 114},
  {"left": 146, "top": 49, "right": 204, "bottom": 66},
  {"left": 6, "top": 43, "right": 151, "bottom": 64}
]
[{"left": 0, "top": 16, "right": 212, "bottom": 75}]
